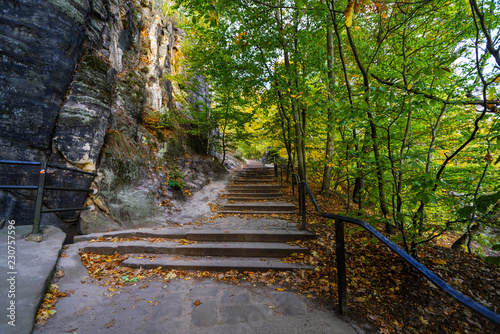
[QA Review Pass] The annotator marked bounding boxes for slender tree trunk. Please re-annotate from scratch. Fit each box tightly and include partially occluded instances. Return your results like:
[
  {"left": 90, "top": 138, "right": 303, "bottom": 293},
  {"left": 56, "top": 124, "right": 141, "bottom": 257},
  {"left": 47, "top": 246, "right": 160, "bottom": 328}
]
[
  {"left": 451, "top": 223, "right": 481, "bottom": 250},
  {"left": 254, "top": 43, "right": 294, "bottom": 166},
  {"left": 321, "top": 25, "right": 336, "bottom": 193},
  {"left": 276, "top": 91, "right": 294, "bottom": 164},
  {"left": 330, "top": 3, "right": 363, "bottom": 208},
  {"left": 221, "top": 104, "right": 229, "bottom": 166},
  {"left": 273, "top": 6, "right": 306, "bottom": 182},
  {"left": 282, "top": 22, "right": 306, "bottom": 182},
  {"left": 346, "top": 27, "right": 389, "bottom": 218}
]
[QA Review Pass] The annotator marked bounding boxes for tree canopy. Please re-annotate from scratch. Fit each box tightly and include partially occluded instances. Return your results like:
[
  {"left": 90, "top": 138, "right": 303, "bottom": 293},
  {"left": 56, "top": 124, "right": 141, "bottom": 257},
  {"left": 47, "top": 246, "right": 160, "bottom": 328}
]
[{"left": 173, "top": 0, "right": 500, "bottom": 256}]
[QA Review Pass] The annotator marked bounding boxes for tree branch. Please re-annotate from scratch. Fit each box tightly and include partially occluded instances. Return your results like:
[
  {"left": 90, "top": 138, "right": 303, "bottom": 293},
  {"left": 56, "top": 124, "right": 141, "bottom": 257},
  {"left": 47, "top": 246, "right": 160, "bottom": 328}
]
[
  {"left": 370, "top": 73, "right": 500, "bottom": 106},
  {"left": 249, "top": 0, "right": 344, "bottom": 14},
  {"left": 469, "top": 0, "right": 500, "bottom": 67}
]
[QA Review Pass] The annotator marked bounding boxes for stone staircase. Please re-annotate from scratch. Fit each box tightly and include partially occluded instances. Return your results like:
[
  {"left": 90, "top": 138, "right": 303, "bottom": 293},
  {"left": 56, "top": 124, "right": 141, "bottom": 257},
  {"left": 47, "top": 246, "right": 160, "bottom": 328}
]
[
  {"left": 73, "top": 219, "right": 314, "bottom": 271},
  {"left": 219, "top": 161, "right": 296, "bottom": 215},
  {"left": 73, "top": 161, "right": 313, "bottom": 272}
]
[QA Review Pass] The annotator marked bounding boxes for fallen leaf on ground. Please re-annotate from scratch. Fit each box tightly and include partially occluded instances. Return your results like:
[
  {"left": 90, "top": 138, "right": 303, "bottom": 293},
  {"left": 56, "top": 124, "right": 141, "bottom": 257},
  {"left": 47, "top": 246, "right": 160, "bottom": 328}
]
[{"left": 104, "top": 320, "right": 115, "bottom": 328}]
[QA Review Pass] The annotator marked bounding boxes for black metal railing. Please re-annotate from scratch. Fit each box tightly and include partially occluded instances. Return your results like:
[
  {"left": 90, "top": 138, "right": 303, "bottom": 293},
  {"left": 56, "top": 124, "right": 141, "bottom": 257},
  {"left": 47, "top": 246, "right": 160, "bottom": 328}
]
[
  {"left": 0, "top": 160, "right": 97, "bottom": 241},
  {"left": 274, "top": 161, "right": 319, "bottom": 230},
  {"left": 272, "top": 159, "right": 500, "bottom": 326}
]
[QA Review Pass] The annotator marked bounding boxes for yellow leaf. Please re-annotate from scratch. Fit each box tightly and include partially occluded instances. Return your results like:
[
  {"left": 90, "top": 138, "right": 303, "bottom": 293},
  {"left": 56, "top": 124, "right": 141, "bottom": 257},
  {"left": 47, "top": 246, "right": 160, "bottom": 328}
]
[
  {"left": 344, "top": 0, "right": 357, "bottom": 28},
  {"left": 194, "top": 300, "right": 202, "bottom": 306},
  {"left": 276, "top": 288, "right": 286, "bottom": 292},
  {"left": 407, "top": 83, "right": 413, "bottom": 90}
]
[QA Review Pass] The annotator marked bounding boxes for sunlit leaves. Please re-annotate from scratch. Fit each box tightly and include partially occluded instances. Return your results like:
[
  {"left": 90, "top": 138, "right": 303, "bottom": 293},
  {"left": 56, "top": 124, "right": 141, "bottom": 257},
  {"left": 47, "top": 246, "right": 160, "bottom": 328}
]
[
  {"left": 178, "top": 0, "right": 500, "bottom": 256},
  {"left": 344, "top": 0, "right": 357, "bottom": 28}
]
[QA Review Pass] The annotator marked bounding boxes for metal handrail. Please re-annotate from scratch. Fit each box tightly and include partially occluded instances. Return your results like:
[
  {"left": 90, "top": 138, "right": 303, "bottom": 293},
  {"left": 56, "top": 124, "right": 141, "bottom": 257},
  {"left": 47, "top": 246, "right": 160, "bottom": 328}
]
[
  {"left": 273, "top": 161, "right": 319, "bottom": 229},
  {"left": 304, "top": 181, "right": 321, "bottom": 213},
  {"left": 322, "top": 213, "right": 500, "bottom": 325},
  {"left": 272, "top": 159, "right": 500, "bottom": 325},
  {"left": 0, "top": 160, "right": 41, "bottom": 166},
  {"left": 0, "top": 159, "right": 96, "bottom": 241}
]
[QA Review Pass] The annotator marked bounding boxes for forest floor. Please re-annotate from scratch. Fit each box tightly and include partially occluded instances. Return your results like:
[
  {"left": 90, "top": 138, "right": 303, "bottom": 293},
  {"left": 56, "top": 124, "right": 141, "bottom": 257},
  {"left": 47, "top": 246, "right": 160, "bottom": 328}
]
[
  {"left": 36, "top": 174, "right": 500, "bottom": 333},
  {"left": 212, "top": 177, "right": 500, "bottom": 333},
  {"left": 258, "top": 179, "right": 500, "bottom": 333}
]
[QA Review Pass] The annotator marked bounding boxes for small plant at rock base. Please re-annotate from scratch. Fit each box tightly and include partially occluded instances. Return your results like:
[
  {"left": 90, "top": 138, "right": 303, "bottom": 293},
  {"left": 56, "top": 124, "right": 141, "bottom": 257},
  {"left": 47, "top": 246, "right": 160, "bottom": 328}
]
[
  {"left": 168, "top": 179, "right": 183, "bottom": 190},
  {"left": 166, "top": 165, "right": 185, "bottom": 190}
]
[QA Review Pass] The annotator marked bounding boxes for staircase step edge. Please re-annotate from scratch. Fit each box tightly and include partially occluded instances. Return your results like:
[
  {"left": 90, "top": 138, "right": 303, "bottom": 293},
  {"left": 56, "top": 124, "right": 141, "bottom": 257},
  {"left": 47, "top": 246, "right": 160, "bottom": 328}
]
[{"left": 120, "top": 256, "right": 314, "bottom": 272}]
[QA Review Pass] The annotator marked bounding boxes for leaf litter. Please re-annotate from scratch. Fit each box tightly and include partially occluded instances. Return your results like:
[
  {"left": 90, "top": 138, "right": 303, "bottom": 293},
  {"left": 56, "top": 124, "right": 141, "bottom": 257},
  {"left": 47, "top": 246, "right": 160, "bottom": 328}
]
[{"left": 36, "top": 179, "right": 500, "bottom": 333}]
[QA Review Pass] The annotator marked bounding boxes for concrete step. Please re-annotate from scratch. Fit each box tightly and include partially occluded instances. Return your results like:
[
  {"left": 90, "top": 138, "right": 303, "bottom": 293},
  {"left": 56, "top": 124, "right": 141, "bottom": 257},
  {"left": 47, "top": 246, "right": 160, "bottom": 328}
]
[
  {"left": 227, "top": 185, "right": 284, "bottom": 191},
  {"left": 226, "top": 192, "right": 284, "bottom": 197},
  {"left": 231, "top": 179, "right": 276, "bottom": 183},
  {"left": 186, "top": 230, "right": 313, "bottom": 242},
  {"left": 75, "top": 228, "right": 314, "bottom": 243},
  {"left": 80, "top": 241, "right": 308, "bottom": 258},
  {"left": 234, "top": 171, "right": 274, "bottom": 175},
  {"left": 121, "top": 255, "right": 314, "bottom": 272},
  {"left": 227, "top": 197, "right": 284, "bottom": 201},
  {"left": 235, "top": 165, "right": 274, "bottom": 172},
  {"left": 218, "top": 211, "right": 297, "bottom": 215},
  {"left": 232, "top": 175, "right": 275, "bottom": 179},
  {"left": 238, "top": 166, "right": 272, "bottom": 170},
  {"left": 226, "top": 189, "right": 284, "bottom": 195},
  {"left": 220, "top": 203, "right": 296, "bottom": 212}
]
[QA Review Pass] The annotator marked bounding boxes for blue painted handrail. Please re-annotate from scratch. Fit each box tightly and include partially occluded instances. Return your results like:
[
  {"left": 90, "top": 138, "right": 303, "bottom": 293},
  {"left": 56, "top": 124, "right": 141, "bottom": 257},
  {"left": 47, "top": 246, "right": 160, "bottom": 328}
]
[
  {"left": 273, "top": 159, "right": 499, "bottom": 325},
  {"left": 321, "top": 213, "right": 500, "bottom": 326}
]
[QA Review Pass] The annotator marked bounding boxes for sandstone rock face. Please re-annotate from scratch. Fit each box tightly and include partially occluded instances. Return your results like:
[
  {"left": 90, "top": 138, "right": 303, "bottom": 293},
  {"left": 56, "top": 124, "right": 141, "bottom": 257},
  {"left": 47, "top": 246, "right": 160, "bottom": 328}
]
[
  {"left": 0, "top": 0, "right": 87, "bottom": 160},
  {"left": 0, "top": 0, "right": 225, "bottom": 240}
]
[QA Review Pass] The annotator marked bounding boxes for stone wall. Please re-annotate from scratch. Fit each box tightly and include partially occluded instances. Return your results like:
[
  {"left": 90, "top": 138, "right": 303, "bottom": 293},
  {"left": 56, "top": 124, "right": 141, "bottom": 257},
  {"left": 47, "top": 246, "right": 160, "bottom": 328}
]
[{"left": 0, "top": 0, "right": 224, "bottom": 240}]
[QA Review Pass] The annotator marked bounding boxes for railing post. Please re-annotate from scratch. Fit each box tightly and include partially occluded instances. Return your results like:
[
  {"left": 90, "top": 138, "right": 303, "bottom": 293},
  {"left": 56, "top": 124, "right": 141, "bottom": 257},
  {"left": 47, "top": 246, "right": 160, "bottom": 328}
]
[
  {"left": 27, "top": 162, "right": 47, "bottom": 242},
  {"left": 274, "top": 157, "right": 278, "bottom": 178},
  {"left": 300, "top": 181, "right": 307, "bottom": 230},
  {"left": 297, "top": 177, "right": 301, "bottom": 215},
  {"left": 280, "top": 165, "right": 283, "bottom": 186},
  {"left": 335, "top": 217, "right": 348, "bottom": 315}
]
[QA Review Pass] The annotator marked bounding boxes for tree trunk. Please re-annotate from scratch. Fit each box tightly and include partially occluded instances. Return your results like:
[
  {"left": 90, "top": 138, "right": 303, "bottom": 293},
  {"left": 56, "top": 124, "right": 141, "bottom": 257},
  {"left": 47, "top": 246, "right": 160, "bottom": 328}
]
[
  {"left": 221, "top": 104, "right": 229, "bottom": 166},
  {"left": 451, "top": 223, "right": 481, "bottom": 250},
  {"left": 346, "top": 27, "right": 389, "bottom": 218},
  {"left": 352, "top": 177, "right": 364, "bottom": 204},
  {"left": 321, "top": 25, "right": 335, "bottom": 193},
  {"left": 330, "top": 4, "right": 364, "bottom": 210},
  {"left": 283, "top": 48, "right": 306, "bottom": 182}
]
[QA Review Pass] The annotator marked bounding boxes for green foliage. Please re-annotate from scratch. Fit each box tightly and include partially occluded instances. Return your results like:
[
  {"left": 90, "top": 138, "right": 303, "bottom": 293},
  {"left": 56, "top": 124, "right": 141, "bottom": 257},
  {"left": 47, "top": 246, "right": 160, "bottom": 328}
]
[
  {"left": 121, "top": 275, "right": 139, "bottom": 283},
  {"left": 166, "top": 165, "right": 185, "bottom": 190},
  {"left": 483, "top": 256, "right": 500, "bottom": 266},
  {"left": 155, "top": 0, "right": 185, "bottom": 24},
  {"left": 177, "top": 0, "right": 500, "bottom": 254}
]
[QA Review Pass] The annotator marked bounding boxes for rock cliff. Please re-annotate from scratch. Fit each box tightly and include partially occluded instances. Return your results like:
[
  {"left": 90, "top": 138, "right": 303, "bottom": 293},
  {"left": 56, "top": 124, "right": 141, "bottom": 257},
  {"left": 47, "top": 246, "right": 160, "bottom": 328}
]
[{"left": 0, "top": 0, "right": 226, "bottom": 240}]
